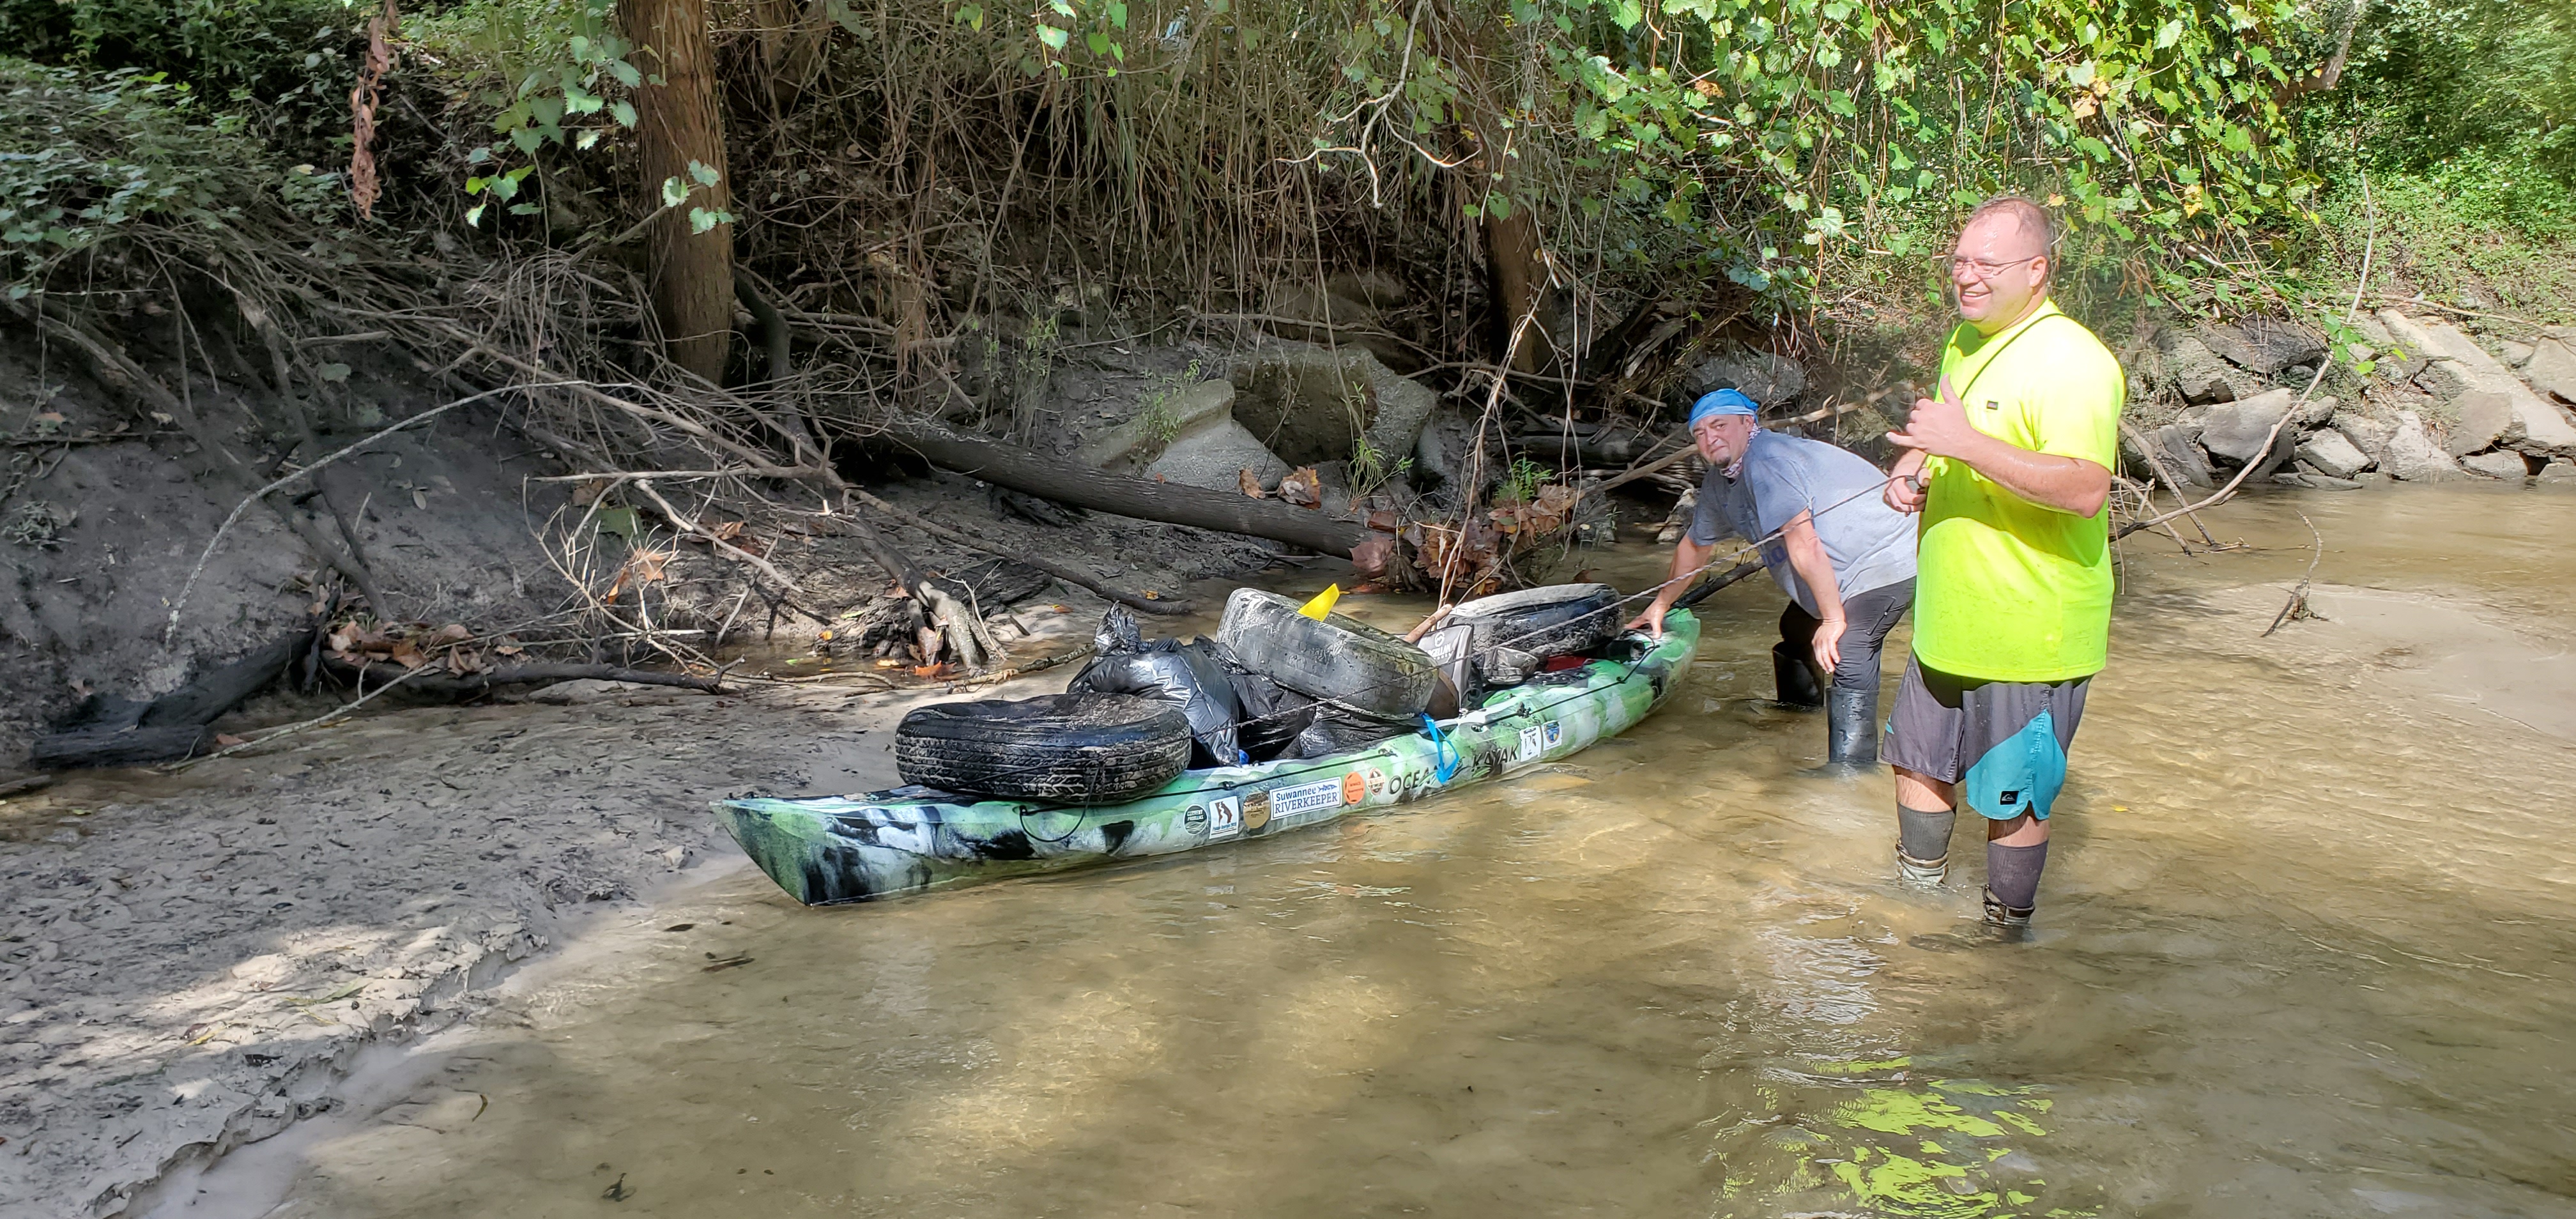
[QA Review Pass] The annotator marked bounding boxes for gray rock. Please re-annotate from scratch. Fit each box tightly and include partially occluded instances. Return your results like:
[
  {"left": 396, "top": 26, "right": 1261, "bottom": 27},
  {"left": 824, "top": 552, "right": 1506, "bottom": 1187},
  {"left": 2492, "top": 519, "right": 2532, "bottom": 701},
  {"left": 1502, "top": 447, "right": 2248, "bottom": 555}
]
[
  {"left": 1683, "top": 341, "right": 1806, "bottom": 408},
  {"left": 1077, "top": 379, "right": 1238, "bottom": 472},
  {"left": 2381, "top": 312, "right": 2576, "bottom": 459},
  {"left": 2460, "top": 450, "right": 2533, "bottom": 480},
  {"left": 2384, "top": 411, "right": 2465, "bottom": 482},
  {"left": 2274, "top": 471, "right": 2363, "bottom": 491},
  {"left": 2445, "top": 389, "right": 2517, "bottom": 456},
  {"left": 1229, "top": 342, "right": 1439, "bottom": 469},
  {"left": 2149, "top": 424, "right": 2214, "bottom": 487},
  {"left": 2538, "top": 459, "right": 2576, "bottom": 484},
  {"left": 2500, "top": 339, "right": 2535, "bottom": 367},
  {"left": 1413, "top": 406, "right": 1506, "bottom": 492},
  {"left": 2294, "top": 428, "right": 2372, "bottom": 479},
  {"left": 1144, "top": 418, "right": 1291, "bottom": 493},
  {"left": 2332, "top": 411, "right": 2394, "bottom": 466},
  {"left": 2157, "top": 333, "right": 2262, "bottom": 404},
  {"left": 2525, "top": 336, "right": 2576, "bottom": 404},
  {"left": 2198, "top": 318, "right": 2327, "bottom": 374},
  {"left": 2196, "top": 389, "right": 2296, "bottom": 464},
  {"left": 2295, "top": 394, "right": 2338, "bottom": 427}
]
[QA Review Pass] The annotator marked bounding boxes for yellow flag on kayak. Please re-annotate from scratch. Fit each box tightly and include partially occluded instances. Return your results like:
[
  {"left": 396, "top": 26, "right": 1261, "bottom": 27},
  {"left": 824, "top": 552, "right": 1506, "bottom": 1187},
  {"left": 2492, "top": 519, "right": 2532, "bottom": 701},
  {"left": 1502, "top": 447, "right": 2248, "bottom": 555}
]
[{"left": 1298, "top": 584, "right": 1342, "bottom": 620}]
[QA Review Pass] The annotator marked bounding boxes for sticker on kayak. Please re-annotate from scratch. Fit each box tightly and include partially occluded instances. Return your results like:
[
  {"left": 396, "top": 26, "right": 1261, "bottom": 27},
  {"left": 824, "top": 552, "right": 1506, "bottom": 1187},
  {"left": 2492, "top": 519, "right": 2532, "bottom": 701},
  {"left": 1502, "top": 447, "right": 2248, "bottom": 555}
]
[
  {"left": 1271, "top": 779, "right": 1344, "bottom": 818},
  {"left": 1340, "top": 771, "right": 1367, "bottom": 804},
  {"left": 1206, "top": 795, "right": 1243, "bottom": 841},
  {"left": 1544, "top": 721, "right": 1563, "bottom": 748},
  {"left": 1243, "top": 790, "right": 1271, "bottom": 832},
  {"left": 1516, "top": 725, "right": 1545, "bottom": 762}
]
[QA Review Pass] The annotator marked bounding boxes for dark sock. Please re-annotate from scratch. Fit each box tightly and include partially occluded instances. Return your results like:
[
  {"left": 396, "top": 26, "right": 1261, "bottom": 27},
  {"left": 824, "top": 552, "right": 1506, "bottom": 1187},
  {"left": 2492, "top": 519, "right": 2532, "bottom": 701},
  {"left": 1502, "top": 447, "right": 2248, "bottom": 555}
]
[
  {"left": 1897, "top": 805, "right": 1955, "bottom": 862},
  {"left": 1985, "top": 841, "right": 2049, "bottom": 911}
]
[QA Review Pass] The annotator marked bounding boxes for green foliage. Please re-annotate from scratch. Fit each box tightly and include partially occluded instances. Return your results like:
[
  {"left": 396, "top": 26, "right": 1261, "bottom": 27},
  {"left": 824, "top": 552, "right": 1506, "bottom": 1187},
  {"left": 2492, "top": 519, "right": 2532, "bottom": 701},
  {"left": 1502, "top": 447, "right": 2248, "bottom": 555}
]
[
  {"left": 2306, "top": 0, "right": 2575, "bottom": 195},
  {"left": 0, "top": 57, "right": 340, "bottom": 294},
  {"left": 1348, "top": 433, "right": 1411, "bottom": 500},
  {"left": 1499, "top": 456, "right": 1549, "bottom": 505},
  {"left": 1324, "top": 0, "right": 2324, "bottom": 309},
  {"left": 408, "top": 0, "right": 643, "bottom": 225},
  {"left": 0, "top": 0, "right": 350, "bottom": 101}
]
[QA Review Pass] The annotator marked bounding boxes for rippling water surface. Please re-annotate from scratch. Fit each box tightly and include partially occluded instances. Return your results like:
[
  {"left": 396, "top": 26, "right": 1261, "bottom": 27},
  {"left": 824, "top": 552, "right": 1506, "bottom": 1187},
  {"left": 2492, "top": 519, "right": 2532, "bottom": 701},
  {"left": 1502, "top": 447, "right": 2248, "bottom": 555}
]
[{"left": 253, "top": 486, "right": 2576, "bottom": 1218}]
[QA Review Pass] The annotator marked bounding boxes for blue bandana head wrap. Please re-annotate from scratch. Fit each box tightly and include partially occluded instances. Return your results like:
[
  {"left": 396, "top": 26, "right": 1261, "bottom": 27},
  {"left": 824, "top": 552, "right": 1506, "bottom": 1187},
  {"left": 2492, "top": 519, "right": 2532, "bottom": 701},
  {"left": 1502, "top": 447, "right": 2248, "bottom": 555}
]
[{"left": 1689, "top": 389, "right": 1759, "bottom": 428}]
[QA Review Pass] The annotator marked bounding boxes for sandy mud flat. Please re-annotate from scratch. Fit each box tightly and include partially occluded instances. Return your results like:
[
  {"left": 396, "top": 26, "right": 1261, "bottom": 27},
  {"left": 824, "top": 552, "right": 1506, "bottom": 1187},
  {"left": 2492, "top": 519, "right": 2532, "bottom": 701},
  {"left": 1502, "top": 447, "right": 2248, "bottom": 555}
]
[{"left": 0, "top": 661, "right": 1097, "bottom": 1219}]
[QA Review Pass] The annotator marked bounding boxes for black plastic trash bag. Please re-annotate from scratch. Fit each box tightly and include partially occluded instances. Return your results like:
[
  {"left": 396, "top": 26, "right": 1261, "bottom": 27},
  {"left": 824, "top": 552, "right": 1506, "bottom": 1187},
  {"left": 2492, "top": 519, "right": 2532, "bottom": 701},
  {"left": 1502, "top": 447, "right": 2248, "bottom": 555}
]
[
  {"left": 1067, "top": 608, "right": 1245, "bottom": 767},
  {"left": 1285, "top": 698, "right": 1414, "bottom": 760},
  {"left": 1226, "top": 670, "right": 1315, "bottom": 763}
]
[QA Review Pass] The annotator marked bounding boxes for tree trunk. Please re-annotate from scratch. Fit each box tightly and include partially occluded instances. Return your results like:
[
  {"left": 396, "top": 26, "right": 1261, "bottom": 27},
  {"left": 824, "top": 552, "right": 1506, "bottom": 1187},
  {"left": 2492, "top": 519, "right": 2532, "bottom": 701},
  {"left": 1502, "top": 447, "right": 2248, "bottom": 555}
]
[
  {"left": 627, "top": 0, "right": 733, "bottom": 382},
  {"left": 894, "top": 426, "right": 1373, "bottom": 556},
  {"left": 1483, "top": 200, "right": 1558, "bottom": 374}
]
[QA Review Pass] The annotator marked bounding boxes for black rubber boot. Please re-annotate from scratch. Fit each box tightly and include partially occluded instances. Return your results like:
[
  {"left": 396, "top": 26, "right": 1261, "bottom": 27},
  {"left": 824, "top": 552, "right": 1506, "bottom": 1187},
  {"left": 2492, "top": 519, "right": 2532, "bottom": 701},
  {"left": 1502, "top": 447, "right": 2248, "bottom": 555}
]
[
  {"left": 1827, "top": 688, "right": 1878, "bottom": 764},
  {"left": 1772, "top": 642, "right": 1824, "bottom": 708}
]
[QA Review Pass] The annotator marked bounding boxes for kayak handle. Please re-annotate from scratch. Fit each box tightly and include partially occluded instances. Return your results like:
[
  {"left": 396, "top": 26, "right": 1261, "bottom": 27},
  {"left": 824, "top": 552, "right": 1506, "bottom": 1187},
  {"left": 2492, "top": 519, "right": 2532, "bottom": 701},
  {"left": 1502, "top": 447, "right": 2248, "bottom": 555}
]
[{"left": 1422, "top": 714, "right": 1461, "bottom": 783}]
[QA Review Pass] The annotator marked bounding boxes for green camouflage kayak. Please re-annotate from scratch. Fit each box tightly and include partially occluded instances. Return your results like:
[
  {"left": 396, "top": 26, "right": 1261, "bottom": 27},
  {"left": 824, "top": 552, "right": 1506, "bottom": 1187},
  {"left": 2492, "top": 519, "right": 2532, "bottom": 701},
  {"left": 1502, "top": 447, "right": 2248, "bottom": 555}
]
[{"left": 714, "top": 609, "right": 1698, "bottom": 905}]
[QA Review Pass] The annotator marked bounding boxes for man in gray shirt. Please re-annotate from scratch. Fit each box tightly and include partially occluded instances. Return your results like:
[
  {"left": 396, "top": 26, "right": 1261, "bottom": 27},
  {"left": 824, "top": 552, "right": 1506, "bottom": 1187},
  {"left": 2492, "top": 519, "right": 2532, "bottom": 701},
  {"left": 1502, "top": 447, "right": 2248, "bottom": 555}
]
[{"left": 1630, "top": 389, "right": 1918, "bottom": 763}]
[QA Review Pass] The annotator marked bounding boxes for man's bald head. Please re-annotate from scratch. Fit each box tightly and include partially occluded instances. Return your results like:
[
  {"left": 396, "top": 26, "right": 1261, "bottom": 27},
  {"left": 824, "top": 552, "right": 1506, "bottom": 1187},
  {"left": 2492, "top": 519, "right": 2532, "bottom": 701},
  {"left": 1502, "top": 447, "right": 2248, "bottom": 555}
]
[{"left": 1963, "top": 195, "right": 2055, "bottom": 266}]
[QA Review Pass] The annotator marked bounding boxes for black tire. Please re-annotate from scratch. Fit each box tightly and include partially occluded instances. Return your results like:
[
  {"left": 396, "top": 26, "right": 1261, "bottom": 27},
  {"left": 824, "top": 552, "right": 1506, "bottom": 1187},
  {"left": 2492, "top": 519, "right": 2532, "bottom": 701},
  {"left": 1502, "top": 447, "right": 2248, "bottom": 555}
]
[
  {"left": 1216, "top": 588, "right": 1437, "bottom": 719},
  {"left": 1448, "top": 583, "right": 1623, "bottom": 685},
  {"left": 895, "top": 693, "right": 1191, "bottom": 805}
]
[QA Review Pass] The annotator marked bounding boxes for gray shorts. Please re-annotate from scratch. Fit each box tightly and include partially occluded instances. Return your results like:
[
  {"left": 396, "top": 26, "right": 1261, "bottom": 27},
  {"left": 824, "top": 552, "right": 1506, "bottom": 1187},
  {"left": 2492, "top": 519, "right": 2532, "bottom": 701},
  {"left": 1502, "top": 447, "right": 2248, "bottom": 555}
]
[{"left": 1882, "top": 655, "right": 2090, "bottom": 820}]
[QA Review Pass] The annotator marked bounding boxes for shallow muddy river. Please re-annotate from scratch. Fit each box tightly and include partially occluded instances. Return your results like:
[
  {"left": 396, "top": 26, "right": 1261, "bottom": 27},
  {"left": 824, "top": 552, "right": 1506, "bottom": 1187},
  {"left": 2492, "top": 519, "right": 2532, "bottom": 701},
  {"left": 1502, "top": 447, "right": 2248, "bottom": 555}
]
[{"left": 213, "top": 486, "right": 2576, "bottom": 1218}]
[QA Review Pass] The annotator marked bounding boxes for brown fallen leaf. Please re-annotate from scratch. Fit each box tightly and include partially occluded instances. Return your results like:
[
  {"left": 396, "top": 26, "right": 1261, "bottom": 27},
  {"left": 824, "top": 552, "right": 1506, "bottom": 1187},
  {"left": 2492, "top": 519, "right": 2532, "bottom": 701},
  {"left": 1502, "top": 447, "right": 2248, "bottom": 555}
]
[
  {"left": 213, "top": 733, "right": 249, "bottom": 747},
  {"left": 1278, "top": 466, "right": 1322, "bottom": 508},
  {"left": 1238, "top": 468, "right": 1267, "bottom": 498}
]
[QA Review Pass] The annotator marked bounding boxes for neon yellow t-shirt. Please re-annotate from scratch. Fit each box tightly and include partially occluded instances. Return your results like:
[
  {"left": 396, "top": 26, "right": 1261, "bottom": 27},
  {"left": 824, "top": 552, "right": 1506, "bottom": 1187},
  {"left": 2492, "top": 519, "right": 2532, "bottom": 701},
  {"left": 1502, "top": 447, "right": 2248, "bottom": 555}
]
[{"left": 1913, "top": 300, "right": 2124, "bottom": 682}]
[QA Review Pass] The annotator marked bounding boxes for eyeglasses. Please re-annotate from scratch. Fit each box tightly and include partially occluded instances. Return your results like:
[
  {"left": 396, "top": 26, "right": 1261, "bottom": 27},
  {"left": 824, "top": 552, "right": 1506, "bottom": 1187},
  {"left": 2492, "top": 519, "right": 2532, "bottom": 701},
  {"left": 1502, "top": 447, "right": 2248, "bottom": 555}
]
[{"left": 1934, "top": 254, "right": 2046, "bottom": 280}]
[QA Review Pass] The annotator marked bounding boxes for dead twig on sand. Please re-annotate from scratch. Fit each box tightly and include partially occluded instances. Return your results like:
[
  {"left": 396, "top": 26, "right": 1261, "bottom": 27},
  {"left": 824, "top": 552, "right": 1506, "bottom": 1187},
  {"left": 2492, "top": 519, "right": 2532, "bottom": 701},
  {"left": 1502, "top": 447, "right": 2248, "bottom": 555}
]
[
  {"left": 2264, "top": 512, "right": 2325, "bottom": 637},
  {"left": 837, "top": 488, "right": 1190, "bottom": 616},
  {"left": 162, "top": 663, "right": 442, "bottom": 772}
]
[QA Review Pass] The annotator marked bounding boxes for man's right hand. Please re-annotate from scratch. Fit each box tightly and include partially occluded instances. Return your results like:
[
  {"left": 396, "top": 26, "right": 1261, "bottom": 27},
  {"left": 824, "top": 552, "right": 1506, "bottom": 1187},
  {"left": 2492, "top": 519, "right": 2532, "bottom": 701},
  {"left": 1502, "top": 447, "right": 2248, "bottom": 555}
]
[
  {"left": 1626, "top": 602, "right": 1670, "bottom": 640},
  {"left": 1884, "top": 453, "right": 1932, "bottom": 514}
]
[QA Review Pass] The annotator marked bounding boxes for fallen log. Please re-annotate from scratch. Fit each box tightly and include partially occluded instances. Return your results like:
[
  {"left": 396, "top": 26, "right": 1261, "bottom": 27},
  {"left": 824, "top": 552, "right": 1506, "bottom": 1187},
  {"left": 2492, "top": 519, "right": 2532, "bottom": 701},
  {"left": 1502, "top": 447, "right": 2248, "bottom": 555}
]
[
  {"left": 29, "top": 628, "right": 312, "bottom": 770},
  {"left": 894, "top": 425, "right": 1371, "bottom": 556}
]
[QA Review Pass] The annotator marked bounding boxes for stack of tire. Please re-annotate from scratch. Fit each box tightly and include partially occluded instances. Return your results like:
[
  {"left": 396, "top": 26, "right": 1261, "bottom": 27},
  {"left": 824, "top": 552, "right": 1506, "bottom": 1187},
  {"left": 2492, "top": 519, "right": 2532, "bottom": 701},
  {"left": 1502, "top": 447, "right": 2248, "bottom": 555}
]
[{"left": 891, "top": 581, "right": 1630, "bottom": 806}]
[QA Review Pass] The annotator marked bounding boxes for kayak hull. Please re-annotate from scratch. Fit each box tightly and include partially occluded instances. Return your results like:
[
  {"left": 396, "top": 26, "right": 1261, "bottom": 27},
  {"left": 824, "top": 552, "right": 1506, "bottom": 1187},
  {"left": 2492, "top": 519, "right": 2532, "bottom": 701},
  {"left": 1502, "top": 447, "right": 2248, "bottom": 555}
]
[{"left": 714, "top": 610, "right": 1699, "bottom": 905}]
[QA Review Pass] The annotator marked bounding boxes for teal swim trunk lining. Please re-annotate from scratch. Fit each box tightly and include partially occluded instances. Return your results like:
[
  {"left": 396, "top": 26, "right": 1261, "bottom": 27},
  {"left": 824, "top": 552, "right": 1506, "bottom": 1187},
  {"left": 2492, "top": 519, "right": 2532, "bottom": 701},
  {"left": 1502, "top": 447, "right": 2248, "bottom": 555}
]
[{"left": 1882, "top": 654, "right": 2089, "bottom": 820}]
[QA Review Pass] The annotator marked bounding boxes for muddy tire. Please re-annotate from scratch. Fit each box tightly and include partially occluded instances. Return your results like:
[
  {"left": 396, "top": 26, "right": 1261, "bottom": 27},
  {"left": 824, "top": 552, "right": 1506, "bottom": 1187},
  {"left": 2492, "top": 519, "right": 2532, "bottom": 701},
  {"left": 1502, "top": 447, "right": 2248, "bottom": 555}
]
[
  {"left": 1449, "top": 583, "right": 1624, "bottom": 686},
  {"left": 1216, "top": 588, "right": 1437, "bottom": 719},
  {"left": 896, "top": 693, "right": 1191, "bottom": 804}
]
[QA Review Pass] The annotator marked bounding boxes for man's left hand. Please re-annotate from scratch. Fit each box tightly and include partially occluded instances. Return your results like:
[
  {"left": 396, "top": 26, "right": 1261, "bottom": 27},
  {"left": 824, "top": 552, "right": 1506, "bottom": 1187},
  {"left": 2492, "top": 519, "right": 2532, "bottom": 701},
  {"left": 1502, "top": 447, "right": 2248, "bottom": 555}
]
[{"left": 1887, "top": 374, "right": 1983, "bottom": 461}]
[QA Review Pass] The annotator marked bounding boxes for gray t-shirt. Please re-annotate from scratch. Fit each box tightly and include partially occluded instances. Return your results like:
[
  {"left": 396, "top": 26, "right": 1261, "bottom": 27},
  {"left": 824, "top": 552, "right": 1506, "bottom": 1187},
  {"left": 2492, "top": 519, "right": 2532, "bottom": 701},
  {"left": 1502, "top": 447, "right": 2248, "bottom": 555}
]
[{"left": 1687, "top": 429, "right": 1917, "bottom": 615}]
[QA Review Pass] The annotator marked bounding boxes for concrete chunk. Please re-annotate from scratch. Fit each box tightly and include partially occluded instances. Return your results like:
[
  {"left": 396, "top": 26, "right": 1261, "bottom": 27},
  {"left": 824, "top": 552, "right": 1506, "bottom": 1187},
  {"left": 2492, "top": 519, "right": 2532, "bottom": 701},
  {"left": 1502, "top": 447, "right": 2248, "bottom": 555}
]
[
  {"left": 2384, "top": 411, "right": 2465, "bottom": 482},
  {"left": 2460, "top": 450, "right": 2533, "bottom": 480},
  {"left": 2196, "top": 389, "right": 2296, "bottom": 463},
  {"left": 2529, "top": 336, "right": 2576, "bottom": 404},
  {"left": 2294, "top": 429, "right": 2371, "bottom": 479}
]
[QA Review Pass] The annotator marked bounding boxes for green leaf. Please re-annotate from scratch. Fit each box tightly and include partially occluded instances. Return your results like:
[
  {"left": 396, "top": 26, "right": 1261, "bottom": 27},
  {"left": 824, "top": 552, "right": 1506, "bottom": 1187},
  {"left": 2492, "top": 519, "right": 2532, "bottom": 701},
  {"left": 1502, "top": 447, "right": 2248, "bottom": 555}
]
[
  {"left": 661, "top": 176, "right": 689, "bottom": 208},
  {"left": 610, "top": 100, "right": 637, "bottom": 128},
  {"left": 688, "top": 160, "right": 721, "bottom": 187},
  {"left": 316, "top": 362, "right": 351, "bottom": 383},
  {"left": 1037, "top": 24, "right": 1070, "bottom": 50}
]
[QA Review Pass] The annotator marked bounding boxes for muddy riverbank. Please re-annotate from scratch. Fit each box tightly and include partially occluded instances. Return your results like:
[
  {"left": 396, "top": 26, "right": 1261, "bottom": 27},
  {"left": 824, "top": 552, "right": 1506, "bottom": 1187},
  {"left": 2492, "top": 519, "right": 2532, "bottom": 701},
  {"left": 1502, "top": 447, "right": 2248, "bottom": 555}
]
[{"left": 11, "top": 482, "right": 2576, "bottom": 1218}]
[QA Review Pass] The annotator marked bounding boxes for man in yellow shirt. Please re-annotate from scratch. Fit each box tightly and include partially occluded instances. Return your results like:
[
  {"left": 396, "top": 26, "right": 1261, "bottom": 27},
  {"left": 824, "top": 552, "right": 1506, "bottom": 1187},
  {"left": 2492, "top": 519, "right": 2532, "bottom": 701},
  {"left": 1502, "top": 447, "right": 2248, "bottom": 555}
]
[{"left": 1881, "top": 196, "right": 2122, "bottom": 936}]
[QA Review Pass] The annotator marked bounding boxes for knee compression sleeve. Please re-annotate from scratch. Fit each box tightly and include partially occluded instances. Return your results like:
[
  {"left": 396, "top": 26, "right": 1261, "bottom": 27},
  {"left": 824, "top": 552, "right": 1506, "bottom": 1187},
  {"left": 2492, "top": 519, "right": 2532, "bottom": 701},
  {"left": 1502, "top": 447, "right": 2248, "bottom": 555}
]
[
  {"left": 1897, "top": 804, "right": 1954, "bottom": 864},
  {"left": 1985, "top": 841, "right": 2049, "bottom": 912}
]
